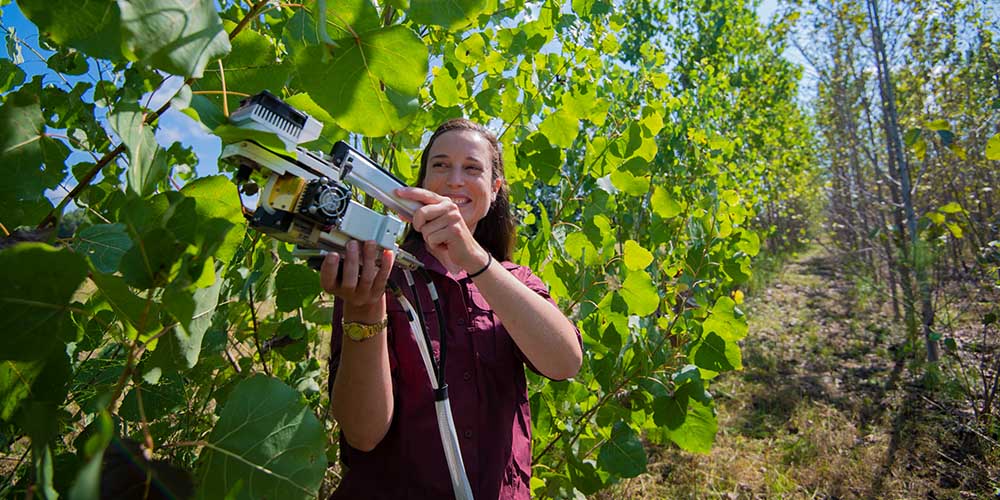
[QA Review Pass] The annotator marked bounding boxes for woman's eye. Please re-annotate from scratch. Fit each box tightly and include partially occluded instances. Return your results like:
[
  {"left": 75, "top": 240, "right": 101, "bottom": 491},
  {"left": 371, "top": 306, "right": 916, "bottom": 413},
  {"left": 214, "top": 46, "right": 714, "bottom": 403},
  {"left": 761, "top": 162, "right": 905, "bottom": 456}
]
[
  {"left": 431, "top": 163, "right": 447, "bottom": 169},
  {"left": 465, "top": 165, "right": 483, "bottom": 173}
]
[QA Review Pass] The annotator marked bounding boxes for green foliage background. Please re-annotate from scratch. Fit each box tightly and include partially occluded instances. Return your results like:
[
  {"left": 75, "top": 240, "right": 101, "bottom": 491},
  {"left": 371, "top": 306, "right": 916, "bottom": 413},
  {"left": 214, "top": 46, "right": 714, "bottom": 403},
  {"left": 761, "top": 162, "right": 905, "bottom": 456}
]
[{"left": 0, "top": 0, "right": 821, "bottom": 498}]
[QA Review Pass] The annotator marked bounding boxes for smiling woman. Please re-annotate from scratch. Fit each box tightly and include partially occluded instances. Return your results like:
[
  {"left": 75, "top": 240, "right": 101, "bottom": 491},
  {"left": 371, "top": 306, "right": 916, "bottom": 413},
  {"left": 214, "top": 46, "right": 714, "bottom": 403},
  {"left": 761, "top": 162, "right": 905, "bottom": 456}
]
[{"left": 322, "top": 118, "right": 583, "bottom": 499}]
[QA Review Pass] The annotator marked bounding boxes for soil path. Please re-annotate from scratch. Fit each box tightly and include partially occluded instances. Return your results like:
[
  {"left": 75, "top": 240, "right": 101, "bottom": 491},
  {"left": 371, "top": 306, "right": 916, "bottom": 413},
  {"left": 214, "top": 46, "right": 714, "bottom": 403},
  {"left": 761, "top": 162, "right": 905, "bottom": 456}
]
[{"left": 607, "top": 244, "right": 993, "bottom": 499}]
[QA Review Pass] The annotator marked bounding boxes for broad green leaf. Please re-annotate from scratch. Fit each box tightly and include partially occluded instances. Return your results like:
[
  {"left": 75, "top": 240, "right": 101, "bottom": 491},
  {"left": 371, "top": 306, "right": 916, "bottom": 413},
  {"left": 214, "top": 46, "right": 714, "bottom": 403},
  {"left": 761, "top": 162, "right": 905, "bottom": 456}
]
[
  {"left": 196, "top": 21, "right": 290, "bottom": 114},
  {"left": 946, "top": 222, "right": 963, "bottom": 239},
  {"left": 924, "top": 119, "right": 950, "bottom": 131},
  {"left": 903, "top": 128, "right": 922, "bottom": 146},
  {"left": 651, "top": 186, "right": 682, "bottom": 218},
  {"left": 110, "top": 102, "right": 168, "bottom": 197},
  {"left": 564, "top": 232, "right": 600, "bottom": 266},
  {"left": 596, "top": 421, "right": 646, "bottom": 478},
  {"left": 120, "top": 374, "right": 185, "bottom": 422},
  {"left": 119, "top": 0, "right": 231, "bottom": 78},
  {"left": 610, "top": 168, "right": 649, "bottom": 197},
  {"left": 75, "top": 223, "right": 132, "bottom": 274},
  {"left": 432, "top": 66, "right": 461, "bottom": 107},
  {"left": 283, "top": 93, "right": 350, "bottom": 149},
  {"left": 13, "top": 348, "right": 71, "bottom": 442},
  {"left": 926, "top": 211, "right": 945, "bottom": 225},
  {"left": 623, "top": 240, "right": 653, "bottom": 271},
  {"left": 938, "top": 202, "right": 963, "bottom": 214},
  {"left": 17, "top": 0, "right": 123, "bottom": 60},
  {"left": 654, "top": 382, "right": 717, "bottom": 454},
  {"left": 90, "top": 272, "right": 162, "bottom": 339},
  {"left": 283, "top": 0, "right": 380, "bottom": 48},
  {"left": 703, "top": 296, "right": 747, "bottom": 342},
  {"left": 0, "top": 358, "right": 45, "bottom": 420},
  {"left": 691, "top": 332, "right": 742, "bottom": 371},
  {"left": 620, "top": 270, "right": 659, "bottom": 316},
  {"left": 275, "top": 264, "right": 323, "bottom": 313},
  {"left": 538, "top": 108, "right": 579, "bottom": 149},
  {"left": 153, "top": 272, "right": 224, "bottom": 370},
  {"left": 118, "top": 227, "right": 186, "bottom": 290},
  {"left": 987, "top": 133, "right": 1000, "bottom": 160},
  {"left": 0, "top": 87, "right": 67, "bottom": 200},
  {"left": 177, "top": 175, "right": 246, "bottom": 264},
  {"left": 0, "top": 58, "right": 25, "bottom": 93},
  {"left": 407, "top": 0, "right": 489, "bottom": 30},
  {"left": 0, "top": 244, "right": 87, "bottom": 361},
  {"left": 196, "top": 375, "right": 326, "bottom": 500},
  {"left": 736, "top": 231, "right": 760, "bottom": 257},
  {"left": 295, "top": 25, "right": 427, "bottom": 137}
]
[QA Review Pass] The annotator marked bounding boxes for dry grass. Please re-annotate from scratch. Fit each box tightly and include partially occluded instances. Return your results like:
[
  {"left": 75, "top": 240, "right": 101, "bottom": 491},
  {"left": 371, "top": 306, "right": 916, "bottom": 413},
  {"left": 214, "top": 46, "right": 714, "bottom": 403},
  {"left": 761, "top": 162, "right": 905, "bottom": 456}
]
[{"left": 599, "top": 245, "right": 998, "bottom": 499}]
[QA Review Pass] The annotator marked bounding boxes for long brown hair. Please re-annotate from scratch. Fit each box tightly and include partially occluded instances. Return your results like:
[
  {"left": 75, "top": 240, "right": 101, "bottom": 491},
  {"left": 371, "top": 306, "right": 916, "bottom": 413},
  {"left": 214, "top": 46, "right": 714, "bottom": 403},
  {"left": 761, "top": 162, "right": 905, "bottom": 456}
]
[{"left": 404, "top": 118, "right": 516, "bottom": 261}]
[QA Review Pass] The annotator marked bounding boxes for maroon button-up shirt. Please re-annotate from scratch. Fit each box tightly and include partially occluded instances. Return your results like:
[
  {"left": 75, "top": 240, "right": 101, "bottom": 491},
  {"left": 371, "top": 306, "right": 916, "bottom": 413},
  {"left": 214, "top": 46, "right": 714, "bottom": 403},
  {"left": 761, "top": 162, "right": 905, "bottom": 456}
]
[{"left": 328, "top": 243, "right": 579, "bottom": 499}]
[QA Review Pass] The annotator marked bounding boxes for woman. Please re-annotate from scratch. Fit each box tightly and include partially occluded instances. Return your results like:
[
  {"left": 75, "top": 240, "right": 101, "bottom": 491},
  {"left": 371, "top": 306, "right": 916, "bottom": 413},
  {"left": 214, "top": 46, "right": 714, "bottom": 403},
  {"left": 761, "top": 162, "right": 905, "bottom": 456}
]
[{"left": 321, "top": 119, "right": 582, "bottom": 499}]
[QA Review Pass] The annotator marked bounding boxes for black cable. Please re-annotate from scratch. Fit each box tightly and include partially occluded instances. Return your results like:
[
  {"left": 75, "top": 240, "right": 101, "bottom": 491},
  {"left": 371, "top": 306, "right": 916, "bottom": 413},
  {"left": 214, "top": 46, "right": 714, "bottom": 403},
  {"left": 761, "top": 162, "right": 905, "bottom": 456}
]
[
  {"left": 417, "top": 268, "right": 448, "bottom": 390},
  {"left": 403, "top": 271, "right": 442, "bottom": 382}
]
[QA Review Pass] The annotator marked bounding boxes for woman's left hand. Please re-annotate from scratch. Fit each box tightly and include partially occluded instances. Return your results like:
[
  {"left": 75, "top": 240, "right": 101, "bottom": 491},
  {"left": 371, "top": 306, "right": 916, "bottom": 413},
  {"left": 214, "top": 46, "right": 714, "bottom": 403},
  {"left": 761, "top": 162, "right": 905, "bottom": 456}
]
[{"left": 395, "top": 187, "right": 489, "bottom": 272}]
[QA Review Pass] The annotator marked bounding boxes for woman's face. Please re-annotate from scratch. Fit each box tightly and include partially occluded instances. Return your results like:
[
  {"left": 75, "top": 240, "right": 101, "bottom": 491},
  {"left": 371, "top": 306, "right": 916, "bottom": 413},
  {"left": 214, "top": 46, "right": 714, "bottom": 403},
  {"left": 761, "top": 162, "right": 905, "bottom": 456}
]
[{"left": 422, "top": 129, "right": 501, "bottom": 233}]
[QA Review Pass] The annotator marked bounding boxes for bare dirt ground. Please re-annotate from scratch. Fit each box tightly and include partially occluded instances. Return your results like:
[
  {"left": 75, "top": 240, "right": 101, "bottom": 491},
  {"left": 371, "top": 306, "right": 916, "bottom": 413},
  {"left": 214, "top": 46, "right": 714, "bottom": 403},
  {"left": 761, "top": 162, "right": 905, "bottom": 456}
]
[{"left": 603, "top": 244, "right": 999, "bottom": 499}]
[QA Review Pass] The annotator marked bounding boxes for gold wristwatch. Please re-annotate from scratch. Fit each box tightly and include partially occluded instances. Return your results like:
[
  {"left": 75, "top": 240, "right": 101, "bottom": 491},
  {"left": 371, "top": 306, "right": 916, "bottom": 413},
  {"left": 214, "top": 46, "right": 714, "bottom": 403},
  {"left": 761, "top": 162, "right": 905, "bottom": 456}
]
[{"left": 343, "top": 318, "right": 387, "bottom": 342}]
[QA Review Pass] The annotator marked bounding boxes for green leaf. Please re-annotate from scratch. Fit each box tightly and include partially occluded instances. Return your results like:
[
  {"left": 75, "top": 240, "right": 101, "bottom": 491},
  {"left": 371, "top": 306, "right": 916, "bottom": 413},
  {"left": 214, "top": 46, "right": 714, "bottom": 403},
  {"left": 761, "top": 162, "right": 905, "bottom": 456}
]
[
  {"left": 924, "top": 119, "right": 949, "bottom": 131},
  {"left": 986, "top": 133, "right": 1000, "bottom": 160},
  {"left": 596, "top": 421, "right": 646, "bottom": 478},
  {"left": 295, "top": 25, "right": 427, "bottom": 137},
  {"left": 196, "top": 375, "right": 326, "bottom": 500},
  {"left": 68, "top": 411, "right": 114, "bottom": 500},
  {"left": 620, "top": 270, "right": 659, "bottom": 316},
  {"left": 432, "top": 66, "right": 461, "bottom": 107},
  {"left": 120, "top": 374, "right": 185, "bottom": 422},
  {"left": 903, "top": 128, "right": 922, "bottom": 146},
  {"left": 118, "top": 227, "right": 185, "bottom": 290},
  {"left": 564, "top": 232, "right": 600, "bottom": 265},
  {"left": 0, "top": 87, "right": 67, "bottom": 201},
  {"left": 703, "top": 296, "right": 747, "bottom": 342},
  {"left": 275, "top": 264, "right": 322, "bottom": 313},
  {"left": 110, "top": 102, "right": 168, "bottom": 197},
  {"left": 0, "top": 244, "right": 87, "bottom": 361},
  {"left": 17, "top": 0, "right": 123, "bottom": 61},
  {"left": 75, "top": 223, "right": 132, "bottom": 274},
  {"left": 153, "top": 272, "right": 225, "bottom": 371},
  {"left": 176, "top": 175, "right": 246, "bottom": 264},
  {"left": 938, "top": 202, "right": 963, "bottom": 214},
  {"left": 407, "top": 0, "right": 489, "bottom": 29},
  {"left": 119, "top": 0, "right": 231, "bottom": 78},
  {"left": 196, "top": 21, "right": 290, "bottom": 115},
  {"left": 691, "top": 332, "right": 742, "bottom": 371},
  {"left": 0, "top": 58, "right": 25, "bottom": 93},
  {"left": 90, "top": 272, "right": 162, "bottom": 339},
  {"left": 736, "top": 231, "right": 760, "bottom": 257},
  {"left": 623, "top": 240, "right": 653, "bottom": 271},
  {"left": 656, "top": 383, "right": 717, "bottom": 454},
  {"left": 610, "top": 168, "right": 649, "bottom": 197},
  {"left": 651, "top": 186, "right": 682, "bottom": 218},
  {"left": 538, "top": 108, "right": 580, "bottom": 149},
  {"left": 0, "top": 358, "right": 45, "bottom": 421}
]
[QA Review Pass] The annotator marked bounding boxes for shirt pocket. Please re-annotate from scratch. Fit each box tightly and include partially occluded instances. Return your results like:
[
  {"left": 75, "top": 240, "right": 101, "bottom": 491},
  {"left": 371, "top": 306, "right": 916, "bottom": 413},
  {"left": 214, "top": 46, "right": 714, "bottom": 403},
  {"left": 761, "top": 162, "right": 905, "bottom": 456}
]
[{"left": 466, "top": 287, "right": 513, "bottom": 368}]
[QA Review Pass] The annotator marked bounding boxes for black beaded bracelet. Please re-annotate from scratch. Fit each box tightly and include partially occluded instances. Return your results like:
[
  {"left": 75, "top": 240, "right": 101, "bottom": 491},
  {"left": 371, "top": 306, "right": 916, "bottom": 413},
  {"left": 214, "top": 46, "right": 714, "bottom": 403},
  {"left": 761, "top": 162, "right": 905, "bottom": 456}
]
[{"left": 468, "top": 252, "right": 492, "bottom": 278}]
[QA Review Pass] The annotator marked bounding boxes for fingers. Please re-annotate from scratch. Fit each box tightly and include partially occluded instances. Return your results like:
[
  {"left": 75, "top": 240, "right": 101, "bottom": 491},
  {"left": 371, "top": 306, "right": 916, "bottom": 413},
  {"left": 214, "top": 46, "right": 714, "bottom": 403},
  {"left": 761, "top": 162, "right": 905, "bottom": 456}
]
[
  {"left": 395, "top": 187, "right": 445, "bottom": 204},
  {"left": 321, "top": 240, "right": 395, "bottom": 308},
  {"left": 357, "top": 240, "right": 379, "bottom": 293},
  {"left": 320, "top": 252, "right": 341, "bottom": 292}
]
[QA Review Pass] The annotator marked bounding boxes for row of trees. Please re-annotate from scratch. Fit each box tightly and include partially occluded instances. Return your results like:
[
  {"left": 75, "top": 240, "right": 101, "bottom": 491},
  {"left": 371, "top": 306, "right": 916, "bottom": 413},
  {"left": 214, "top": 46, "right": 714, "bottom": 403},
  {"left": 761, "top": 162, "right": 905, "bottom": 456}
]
[
  {"left": 0, "top": 0, "right": 820, "bottom": 497},
  {"left": 795, "top": 0, "right": 999, "bottom": 429}
]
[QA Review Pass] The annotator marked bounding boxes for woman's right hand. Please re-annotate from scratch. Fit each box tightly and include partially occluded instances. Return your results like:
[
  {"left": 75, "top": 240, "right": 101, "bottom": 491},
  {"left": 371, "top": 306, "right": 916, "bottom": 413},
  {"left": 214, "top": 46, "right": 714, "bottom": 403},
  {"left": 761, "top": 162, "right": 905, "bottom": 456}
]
[{"left": 320, "top": 240, "right": 395, "bottom": 322}]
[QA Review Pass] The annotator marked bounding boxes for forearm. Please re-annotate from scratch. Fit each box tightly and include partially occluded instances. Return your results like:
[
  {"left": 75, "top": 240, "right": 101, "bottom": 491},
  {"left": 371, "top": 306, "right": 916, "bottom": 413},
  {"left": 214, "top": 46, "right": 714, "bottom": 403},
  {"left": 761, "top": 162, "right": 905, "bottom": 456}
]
[
  {"left": 330, "top": 304, "right": 394, "bottom": 452},
  {"left": 472, "top": 264, "right": 582, "bottom": 380}
]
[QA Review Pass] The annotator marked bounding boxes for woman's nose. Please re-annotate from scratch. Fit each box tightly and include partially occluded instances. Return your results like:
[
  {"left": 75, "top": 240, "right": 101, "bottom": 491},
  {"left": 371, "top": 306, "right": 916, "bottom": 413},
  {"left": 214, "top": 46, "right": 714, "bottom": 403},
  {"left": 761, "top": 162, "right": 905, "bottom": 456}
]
[{"left": 447, "top": 166, "right": 464, "bottom": 186}]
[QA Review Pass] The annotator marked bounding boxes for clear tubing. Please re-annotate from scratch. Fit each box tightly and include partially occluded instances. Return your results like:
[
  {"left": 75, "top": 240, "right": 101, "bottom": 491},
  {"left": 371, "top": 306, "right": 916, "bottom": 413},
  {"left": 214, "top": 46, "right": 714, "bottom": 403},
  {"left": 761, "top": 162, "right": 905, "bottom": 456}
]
[
  {"left": 393, "top": 288, "right": 474, "bottom": 499},
  {"left": 436, "top": 399, "right": 474, "bottom": 500}
]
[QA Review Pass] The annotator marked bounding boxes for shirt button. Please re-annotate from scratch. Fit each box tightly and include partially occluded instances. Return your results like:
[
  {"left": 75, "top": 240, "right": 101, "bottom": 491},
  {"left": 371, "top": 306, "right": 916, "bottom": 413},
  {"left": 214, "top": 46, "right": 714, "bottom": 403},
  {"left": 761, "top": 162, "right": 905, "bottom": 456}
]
[
  {"left": 463, "top": 430, "right": 473, "bottom": 439},
  {"left": 457, "top": 318, "right": 465, "bottom": 326},
  {"left": 463, "top": 371, "right": 472, "bottom": 381}
]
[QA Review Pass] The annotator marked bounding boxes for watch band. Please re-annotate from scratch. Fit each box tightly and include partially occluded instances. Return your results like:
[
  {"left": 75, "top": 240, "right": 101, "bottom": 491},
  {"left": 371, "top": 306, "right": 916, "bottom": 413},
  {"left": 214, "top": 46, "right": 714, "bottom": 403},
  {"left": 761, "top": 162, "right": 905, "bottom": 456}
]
[{"left": 343, "top": 317, "right": 388, "bottom": 342}]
